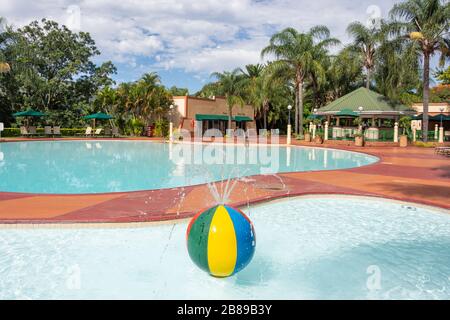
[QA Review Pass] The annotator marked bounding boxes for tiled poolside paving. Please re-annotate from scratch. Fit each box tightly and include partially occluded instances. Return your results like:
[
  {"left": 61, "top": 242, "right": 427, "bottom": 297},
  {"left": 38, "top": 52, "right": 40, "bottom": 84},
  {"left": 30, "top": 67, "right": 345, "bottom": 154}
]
[{"left": 0, "top": 138, "right": 448, "bottom": 224}]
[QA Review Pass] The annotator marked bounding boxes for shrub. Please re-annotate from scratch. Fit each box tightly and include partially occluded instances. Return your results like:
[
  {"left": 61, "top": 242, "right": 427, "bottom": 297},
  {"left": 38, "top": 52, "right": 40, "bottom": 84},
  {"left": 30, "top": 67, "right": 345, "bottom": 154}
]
[{"left": 154, "top": 119, "right": 169, "bottom": 138}]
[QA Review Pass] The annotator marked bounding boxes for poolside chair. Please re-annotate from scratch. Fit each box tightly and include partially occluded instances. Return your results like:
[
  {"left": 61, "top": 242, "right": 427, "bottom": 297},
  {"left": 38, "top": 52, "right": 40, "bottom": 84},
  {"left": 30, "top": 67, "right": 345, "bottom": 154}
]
[
  {"left": 20, "top": 126, "right": 32, "bottom": 138},
  {"left": 112, "top": 127, "right": 120, "bottom": 138},
  {"left": 44, "top": 126, "right": 52, "bottom": 137},
  {"left": 93, "top": 128, "right": 103, "bottom": 138},
  {"left": 104, "top": 128, "right": 111, "bottom": 137},
  {"left": 53, "top": 126, "right": 61, "bottom": 137},
  {"left": 271, "top": 129, "right": 280, "bottom": 136},
  {"left": 77, "top": 127, "right": 92, "bottom": 137},
  {"left": 28, "top": 126, "right": 37, "bottom": 137}
]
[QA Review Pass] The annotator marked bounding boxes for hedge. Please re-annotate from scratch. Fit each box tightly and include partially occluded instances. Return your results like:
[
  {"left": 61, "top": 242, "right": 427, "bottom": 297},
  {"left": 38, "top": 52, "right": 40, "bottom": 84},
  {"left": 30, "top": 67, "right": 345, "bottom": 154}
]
[{"left": 0, "top": 128, "right": 87, "bottom": 137}]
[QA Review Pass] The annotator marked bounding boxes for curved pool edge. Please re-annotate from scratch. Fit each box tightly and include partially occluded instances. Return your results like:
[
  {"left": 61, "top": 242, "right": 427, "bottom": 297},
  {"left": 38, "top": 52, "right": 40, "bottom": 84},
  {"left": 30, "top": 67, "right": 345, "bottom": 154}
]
[
  {"left": 0, "top": 141, "right": 448, "bottom": 224},
  {"left": 0, "top": 192, "right": 450, "bottom": 230},
  {"left": 0, "top": 139, "right": 380, "bottom": 196}
]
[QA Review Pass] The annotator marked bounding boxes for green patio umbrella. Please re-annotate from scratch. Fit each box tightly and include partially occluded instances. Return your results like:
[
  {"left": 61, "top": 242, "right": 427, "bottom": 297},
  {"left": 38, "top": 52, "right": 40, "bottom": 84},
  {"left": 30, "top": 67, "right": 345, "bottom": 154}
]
[
  {"left": 306, "top": 114, "right": 324, "bottom": 121},
  {"left": 13, "top": 109, "right": 46, "bottom": 117},
  {"left": 83, "top": 112, "right": 113, "bottom": 129},
  {"left": 413, "top": 114, "right": 450, "bottom": 121},
  {"left": 13, "top": 109, "right": 46, "bottom": 126}
]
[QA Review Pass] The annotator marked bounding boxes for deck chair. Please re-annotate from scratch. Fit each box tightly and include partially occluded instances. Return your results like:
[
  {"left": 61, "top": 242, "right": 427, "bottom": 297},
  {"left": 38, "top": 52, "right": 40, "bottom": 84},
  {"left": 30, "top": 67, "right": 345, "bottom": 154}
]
[
  {"left": 53, "top": 126, "right": 61, "bottom": 137},
  {"left": 104, "top": 128, "right": 111, "bottom": 137},
  {"left": 93, "top": 128, "right": 103, "bottom": 138},
  {"left": 28, "top": 126, "right": 37, "bottom": 137},
  {"left": 112, "top": 127, "right": 120, "bottom": 138},
  {"left": 44, "top": 126, "right": 52, "bottom": 137},
  {"left": 20, "top": 126, "right": 32, "bottom": 137},
  {"left": 77, "top": 127, "right": 92, "bottom": 137}
]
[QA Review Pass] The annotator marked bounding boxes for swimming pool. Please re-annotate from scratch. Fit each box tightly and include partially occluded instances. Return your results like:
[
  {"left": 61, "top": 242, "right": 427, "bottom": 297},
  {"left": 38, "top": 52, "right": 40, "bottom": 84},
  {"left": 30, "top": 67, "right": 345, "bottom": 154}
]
[
  {"left": 0, "top": 141, "right": 378, "bottom": 194},
  {"left": 0, "top": 196, "right": 448, "bottom": 300}
]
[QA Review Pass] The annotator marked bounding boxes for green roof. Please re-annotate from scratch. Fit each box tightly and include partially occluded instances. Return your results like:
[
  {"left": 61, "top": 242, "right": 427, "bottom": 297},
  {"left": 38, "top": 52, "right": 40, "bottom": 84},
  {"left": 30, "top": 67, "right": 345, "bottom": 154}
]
[
  {"left": 196, "top": 114, "right": 230, "bottom": 121},
  {"left": 318, "top": 87, "right": 412, "bottom": 114},
  {"left": 13, "top": 109, "right": 46, "bottom": 117},
  {"left": 195, "top": 114, "right": 252, "bottom": 122},
  {"left": 234, "top": 116, "right": 252, "bottom": 122},
  {"left": 335, "top": 109, "right": 359, "bottom": 117}
]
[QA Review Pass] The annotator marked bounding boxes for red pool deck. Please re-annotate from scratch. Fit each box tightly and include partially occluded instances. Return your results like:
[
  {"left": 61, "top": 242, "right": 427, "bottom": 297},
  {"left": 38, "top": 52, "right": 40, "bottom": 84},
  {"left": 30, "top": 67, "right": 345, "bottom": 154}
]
[{"left": 0, "top": 137, "right": 449, "bottom": 224}]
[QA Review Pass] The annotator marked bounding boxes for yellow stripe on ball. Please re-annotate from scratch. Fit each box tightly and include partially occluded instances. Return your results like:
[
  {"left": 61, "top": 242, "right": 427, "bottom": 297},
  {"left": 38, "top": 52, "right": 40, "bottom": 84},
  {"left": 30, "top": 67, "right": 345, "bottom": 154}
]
[{"left": 207, "top": 206, "right": 237, "bottom": 277}]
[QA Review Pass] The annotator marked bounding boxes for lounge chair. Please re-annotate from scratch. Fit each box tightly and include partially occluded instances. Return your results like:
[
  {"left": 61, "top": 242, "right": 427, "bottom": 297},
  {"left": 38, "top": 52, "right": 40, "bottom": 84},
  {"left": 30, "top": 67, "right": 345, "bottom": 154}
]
[
  {"left": 435, "top": 147, "right": 450, "bottom": 156},
  {"left": 44, "top": 126, "right": 52, "bottom": 137},
  {"left": 20, "top": 126, "right": 32, "bottom": 138},
  {"left": 77, "top": 127, "right": 92, "bottom": 137},
  {"left": 93, "top": 128, "right": 103, "bottom": 138},
  {"left": 28, "top": 126, "right": 37, "bottom": 137},
  {"left": 53, "top": 126, "right": 61, "bottom": 137},
  {"left": 104, "top": 128, "right": 111, "bottom": 137},
  {"left": 112, "top": 127, "right": 120, "bottom": 138}
]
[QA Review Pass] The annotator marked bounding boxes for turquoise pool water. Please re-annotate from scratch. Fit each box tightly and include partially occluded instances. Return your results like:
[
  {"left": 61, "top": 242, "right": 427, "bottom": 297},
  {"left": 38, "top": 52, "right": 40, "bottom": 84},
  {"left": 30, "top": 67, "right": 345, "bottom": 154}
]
[
  {"left": 0, "top": 196, "right": 448, "bottom": 300},
  {"left": 0, "top": 141, "right": 377, "bottom": 194}
]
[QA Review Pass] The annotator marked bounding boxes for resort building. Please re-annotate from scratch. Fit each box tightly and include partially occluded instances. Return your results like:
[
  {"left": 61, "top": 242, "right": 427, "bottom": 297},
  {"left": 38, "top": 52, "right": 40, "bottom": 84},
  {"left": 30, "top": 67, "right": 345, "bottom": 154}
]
[
  {"left": 411, "top": 102, "right": 450, "bottom": 131},
  {"left": 316, "top": 87, "right": 415, "bottom": 140},
  {"left": 172, "top": 96, "right": 256, "bottom": 136}
]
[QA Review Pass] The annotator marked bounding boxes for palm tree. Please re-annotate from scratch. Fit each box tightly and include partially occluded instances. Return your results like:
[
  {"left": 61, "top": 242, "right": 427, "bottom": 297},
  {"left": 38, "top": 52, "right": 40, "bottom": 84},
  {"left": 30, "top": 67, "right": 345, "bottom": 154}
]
[
  {"left": 211, "top": 69, "right": 246, "bottom": 130},
  {"left": 346, "top": 21, "right": 386, "bottom": 89},
  {"left": 239, "top": 64, "right": 265, "bottom": 127},
  {"left": 390, "top": 0, "right": 449, "bottom": 142},
  {"left": 261, "top": 26, "right": 339, "bottom": 134}
]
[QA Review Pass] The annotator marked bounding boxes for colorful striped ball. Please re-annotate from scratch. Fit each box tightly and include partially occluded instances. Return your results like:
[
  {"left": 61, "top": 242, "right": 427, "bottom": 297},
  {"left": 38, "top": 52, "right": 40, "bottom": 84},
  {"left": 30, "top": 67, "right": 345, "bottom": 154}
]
[{"left": 186, "top": 205, "right": 256, "bottom": 278}]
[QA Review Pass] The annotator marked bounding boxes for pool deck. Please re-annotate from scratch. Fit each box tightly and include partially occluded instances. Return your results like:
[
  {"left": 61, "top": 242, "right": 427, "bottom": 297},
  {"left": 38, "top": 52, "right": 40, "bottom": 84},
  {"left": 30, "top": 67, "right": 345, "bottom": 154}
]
[{"left": 0, "top": 137, "right": 449, "bottom": 224}]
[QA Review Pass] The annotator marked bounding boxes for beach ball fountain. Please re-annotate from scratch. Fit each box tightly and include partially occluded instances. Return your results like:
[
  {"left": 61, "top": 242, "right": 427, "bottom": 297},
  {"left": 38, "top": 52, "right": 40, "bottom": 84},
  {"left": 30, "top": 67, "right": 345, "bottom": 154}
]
[{"left": 186, "top": 205, "right": 256, "bottom": 278}]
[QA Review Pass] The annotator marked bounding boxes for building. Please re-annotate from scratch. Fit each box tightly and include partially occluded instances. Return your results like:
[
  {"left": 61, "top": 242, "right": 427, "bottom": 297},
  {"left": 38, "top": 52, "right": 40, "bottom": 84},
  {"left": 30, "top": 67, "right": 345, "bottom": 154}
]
[
  {"left": 172, "top": 96, "right": 256, "bottom": 136},
  {"left": 316, "top": 87, "right": 415, "bottom": 140},
  {"left": 410, "top": 102, "right": 450, "bottom": 131}
]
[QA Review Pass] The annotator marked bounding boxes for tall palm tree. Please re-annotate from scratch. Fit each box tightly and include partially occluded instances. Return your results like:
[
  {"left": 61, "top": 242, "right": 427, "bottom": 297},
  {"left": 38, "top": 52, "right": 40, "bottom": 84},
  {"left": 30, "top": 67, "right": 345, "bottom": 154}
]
[
  {"left": 346, "top": 21, "right": 386, "bottom": 89},
  {"left": 390, "top": 0, "right": 449, "bottom": 142},
  {"left": 261, "top": 26, "right": 339, "bottom": 134},
  {"left": 239, "top": 64, "right": 265, "bottom": 127},
  {"left": 211, "top": 69, "right": 246, "bottom": 130}
]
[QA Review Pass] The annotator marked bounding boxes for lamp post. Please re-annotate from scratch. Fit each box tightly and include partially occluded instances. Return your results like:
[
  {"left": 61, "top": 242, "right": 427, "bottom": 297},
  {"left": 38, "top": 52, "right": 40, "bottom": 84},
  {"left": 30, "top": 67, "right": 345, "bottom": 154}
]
[
  {"left": 287, "top": 105, "right": 292, "bottom": 145},
  {"left": 439, "top": 107, "right": 445, "bottom": 143},
  {"left": 169, "top": 104, "right": 174, "bottom": 142}
]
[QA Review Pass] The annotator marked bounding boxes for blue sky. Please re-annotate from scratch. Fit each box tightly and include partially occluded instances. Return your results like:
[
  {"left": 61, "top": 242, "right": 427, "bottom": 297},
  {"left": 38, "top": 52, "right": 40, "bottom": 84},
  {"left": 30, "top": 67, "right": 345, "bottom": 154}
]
[{"left": 1, "top": 0, "right": 447, "bottom": 93}]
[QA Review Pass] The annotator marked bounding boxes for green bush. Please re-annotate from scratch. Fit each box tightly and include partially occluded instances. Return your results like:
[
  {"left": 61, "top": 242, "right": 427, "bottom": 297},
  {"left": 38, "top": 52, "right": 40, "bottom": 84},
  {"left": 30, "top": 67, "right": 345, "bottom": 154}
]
[
  {"left": 154, "top": 119, "right": 169, "bottom": 138},
  {"left": 124, "top": 118, "right": 145, "bottom": 136}
]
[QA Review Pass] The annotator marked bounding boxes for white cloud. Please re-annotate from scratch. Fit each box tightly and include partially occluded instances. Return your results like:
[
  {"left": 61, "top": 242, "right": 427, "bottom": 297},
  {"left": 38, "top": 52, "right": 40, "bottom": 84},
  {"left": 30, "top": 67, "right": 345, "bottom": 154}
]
[{"left": 1, "top": 0, "right": 399, "bottom": 78}]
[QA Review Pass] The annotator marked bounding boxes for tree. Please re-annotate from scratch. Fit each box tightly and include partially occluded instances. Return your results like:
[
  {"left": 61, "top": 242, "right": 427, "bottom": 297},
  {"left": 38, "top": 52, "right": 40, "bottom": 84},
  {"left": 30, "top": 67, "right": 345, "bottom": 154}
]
[
  {"left": 346, "top": 21, "right": 386, "bottom": 89},
  {"left": 168, "top": 86, "right": 189, "bottom": 96},
  {"left": 374, "top": 38, "right": 421, "bottom": 104},
  {"left": 325, "top": 47, "right": 364, "bottom": 101},
  {"left": 0, "top": 19, "right": 116, "bottom": 127},
  {"left": 390, "top": 0, "right": 449, "bottom": 141},
  {"left": 261, "top": 26, "right": 339, "bottom": 134},
  {"left": 436, "top": 66, "right": 450, "bottom": 84},
  {"left": 210, "top": 69, "right": 246, "bottom": 129}
]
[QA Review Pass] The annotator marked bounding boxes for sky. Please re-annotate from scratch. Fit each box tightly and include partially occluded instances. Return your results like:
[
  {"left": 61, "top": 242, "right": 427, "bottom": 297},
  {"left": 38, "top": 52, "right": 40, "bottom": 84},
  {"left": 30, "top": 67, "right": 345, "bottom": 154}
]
[{"left": 0, "top": 0, "right": 444, "bottom": 93}]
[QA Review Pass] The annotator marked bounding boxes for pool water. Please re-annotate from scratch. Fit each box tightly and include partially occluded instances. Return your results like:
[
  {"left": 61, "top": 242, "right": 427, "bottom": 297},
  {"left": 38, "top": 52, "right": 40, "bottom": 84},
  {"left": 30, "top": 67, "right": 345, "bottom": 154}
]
[
  {"left": 0, "top": 141, "right": 377, "bottom": 194},
  {"left": 0, "top": 197, "right": 448, "bottom": 300}
]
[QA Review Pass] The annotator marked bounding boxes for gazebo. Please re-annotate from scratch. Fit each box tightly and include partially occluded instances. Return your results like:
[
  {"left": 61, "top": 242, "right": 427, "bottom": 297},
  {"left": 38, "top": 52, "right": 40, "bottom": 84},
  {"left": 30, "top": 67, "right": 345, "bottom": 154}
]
[{"left": 316, "top": 87, "right": 415, "bottom": 140}]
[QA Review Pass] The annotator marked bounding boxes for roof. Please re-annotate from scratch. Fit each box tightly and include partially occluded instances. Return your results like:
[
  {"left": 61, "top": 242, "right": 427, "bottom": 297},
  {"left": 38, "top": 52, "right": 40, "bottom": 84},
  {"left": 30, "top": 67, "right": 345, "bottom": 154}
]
[
  {"left": 318, "top": 87, "right": 413, "bottom": 114},
  {"left": 195, "top": 114, "right": 253, "bottom": 122}
]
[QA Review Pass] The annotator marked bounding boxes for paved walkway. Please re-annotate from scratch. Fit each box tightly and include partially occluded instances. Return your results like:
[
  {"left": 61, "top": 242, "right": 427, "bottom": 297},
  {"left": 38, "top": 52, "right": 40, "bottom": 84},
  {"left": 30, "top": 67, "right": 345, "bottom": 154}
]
[{"left": 0, "top": 138, "right": 449, "bottom": 224}]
